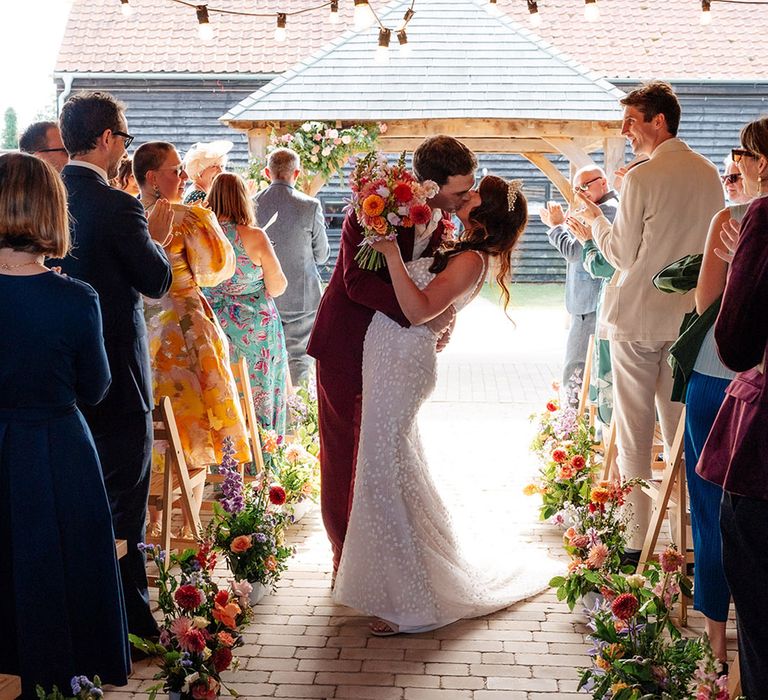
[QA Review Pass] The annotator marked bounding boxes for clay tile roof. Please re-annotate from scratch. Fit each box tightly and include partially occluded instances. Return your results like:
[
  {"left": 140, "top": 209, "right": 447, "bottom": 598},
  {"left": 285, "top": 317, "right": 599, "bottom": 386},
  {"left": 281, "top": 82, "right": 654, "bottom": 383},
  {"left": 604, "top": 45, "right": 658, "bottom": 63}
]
[{"left": 56, "top": 0, "right": 768, "bottom": 80}]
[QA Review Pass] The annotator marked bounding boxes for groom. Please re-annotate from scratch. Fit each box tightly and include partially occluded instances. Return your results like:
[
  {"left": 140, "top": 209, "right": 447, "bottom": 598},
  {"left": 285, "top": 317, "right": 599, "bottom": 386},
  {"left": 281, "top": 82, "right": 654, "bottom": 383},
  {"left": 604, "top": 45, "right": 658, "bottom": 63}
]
[{"left": 307, "top": 135, "right": 477, "bottom": 576}]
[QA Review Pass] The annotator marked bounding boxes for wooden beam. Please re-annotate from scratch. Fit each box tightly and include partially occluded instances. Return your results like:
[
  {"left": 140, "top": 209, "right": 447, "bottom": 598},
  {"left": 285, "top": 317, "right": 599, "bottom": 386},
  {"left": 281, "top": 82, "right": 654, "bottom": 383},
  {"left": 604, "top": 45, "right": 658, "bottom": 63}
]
[
  {"left": 246, "top": 128, "right": 270, "bottom": 160},
  {"left": 604, "top": 136, "right": 626, "bottom": 187},
  {"left": 542, "top": 137, "right": 596, "bottom": 169},
  {"left": 522, "top": 152, "right": 573, "bottom": 205},
  {"left": 378, "top": 136, "right": 564, "bottom": 153}
]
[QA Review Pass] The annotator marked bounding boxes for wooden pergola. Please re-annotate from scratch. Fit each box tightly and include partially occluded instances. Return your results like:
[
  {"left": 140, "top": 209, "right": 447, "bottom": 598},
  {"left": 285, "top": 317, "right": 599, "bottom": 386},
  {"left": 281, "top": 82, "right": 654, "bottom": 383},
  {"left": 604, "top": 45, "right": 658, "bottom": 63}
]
[{"left": 220, "top": 0, "right": 626, "bottom": 201}]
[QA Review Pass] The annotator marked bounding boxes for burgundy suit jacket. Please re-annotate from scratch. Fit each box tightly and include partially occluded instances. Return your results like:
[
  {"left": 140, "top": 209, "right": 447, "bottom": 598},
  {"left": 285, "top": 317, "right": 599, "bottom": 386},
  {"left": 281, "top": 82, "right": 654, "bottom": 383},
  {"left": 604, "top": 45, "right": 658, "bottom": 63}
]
[
  {"left": 307, "top": 208, "right": 445, "bottom": 372},
  {"left": 697, "top": 196, "right": 768, "bottom": 499}
]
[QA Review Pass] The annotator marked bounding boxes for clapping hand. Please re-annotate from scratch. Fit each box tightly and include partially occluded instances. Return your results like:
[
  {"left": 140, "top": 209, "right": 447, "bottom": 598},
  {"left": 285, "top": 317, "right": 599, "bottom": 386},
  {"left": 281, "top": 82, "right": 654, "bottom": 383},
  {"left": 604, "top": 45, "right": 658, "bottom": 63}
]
[
  {"left": 147, "top": 198, "right": 174, "bottom": 245},
  {"left": 573, "top": 191, "right": 602, "bottom": 224},
  {"left": 539, "top": 201, "right": 566, "bottom": 228},
  {"left": 714, "top": 218, "right": 741, "bottom": 263},
  {"left": 567, "top": 216, "right": 593, "bottom": 243}
]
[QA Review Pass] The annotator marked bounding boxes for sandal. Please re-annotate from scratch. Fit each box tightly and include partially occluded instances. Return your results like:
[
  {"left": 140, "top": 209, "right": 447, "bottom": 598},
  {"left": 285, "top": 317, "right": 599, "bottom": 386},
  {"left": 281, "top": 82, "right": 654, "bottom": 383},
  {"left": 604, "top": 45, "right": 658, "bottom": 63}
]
[
  {"left": 369, "top": 619, "right": 400, "bottom": 637},
  {"left": 148, "top": 522, "right": 162, "bottom": 538}
]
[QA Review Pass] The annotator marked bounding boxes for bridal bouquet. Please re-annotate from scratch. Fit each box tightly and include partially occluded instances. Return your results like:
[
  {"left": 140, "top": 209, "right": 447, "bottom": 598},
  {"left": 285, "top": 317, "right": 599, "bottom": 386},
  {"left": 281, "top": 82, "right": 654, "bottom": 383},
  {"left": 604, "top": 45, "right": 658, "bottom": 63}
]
[{"left": 349, "top": 151, "right": 438, "bottom": 271}]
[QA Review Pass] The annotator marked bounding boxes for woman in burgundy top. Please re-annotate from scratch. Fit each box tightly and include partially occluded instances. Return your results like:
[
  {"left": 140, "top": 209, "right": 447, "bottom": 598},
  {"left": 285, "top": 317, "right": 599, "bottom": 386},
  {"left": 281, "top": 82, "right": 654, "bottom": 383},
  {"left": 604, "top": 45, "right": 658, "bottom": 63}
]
[{"left": 698, "top": 117, "right": 768, "bottom": 696}]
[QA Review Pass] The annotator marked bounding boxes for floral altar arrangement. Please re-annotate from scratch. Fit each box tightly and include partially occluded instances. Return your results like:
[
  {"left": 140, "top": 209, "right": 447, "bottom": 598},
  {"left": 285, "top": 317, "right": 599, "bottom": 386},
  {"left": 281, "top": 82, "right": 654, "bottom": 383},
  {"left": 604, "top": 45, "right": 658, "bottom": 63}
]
[
  {"left": 348, "top": 151, "right": 440, "bottom": 270},
  {"left": 129, "top": 543, "right": 247, "bottom": 700},
  {"left": 208, "top": 439, "right": 293, "bottom": 597},
  {"left": 246, "top": 121, "right": 385, "bottom": 194},
  {"left": 577, "top": 547, "right": 710, "bottom": 699},
  {"left": 549, "top": 478, "right": 643, "bottom": 611},
  {"left": 36, "top": 676, "right": 104, "bottom": 700}
]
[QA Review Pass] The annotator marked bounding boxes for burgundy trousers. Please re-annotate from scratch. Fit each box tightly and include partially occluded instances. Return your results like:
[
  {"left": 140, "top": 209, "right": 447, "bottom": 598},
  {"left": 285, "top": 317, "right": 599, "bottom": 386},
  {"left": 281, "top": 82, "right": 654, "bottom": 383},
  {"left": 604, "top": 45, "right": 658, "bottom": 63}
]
[{"left": 316, "top": 360, "right": 363, "bottom": 571}]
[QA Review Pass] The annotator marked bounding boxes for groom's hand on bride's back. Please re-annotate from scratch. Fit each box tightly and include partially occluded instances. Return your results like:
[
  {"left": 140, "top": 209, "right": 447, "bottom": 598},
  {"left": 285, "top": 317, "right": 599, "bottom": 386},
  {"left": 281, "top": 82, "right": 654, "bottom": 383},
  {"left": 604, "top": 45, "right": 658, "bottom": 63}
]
[{"left": 428, "top": 306, "right": 456, "bottom": 352}]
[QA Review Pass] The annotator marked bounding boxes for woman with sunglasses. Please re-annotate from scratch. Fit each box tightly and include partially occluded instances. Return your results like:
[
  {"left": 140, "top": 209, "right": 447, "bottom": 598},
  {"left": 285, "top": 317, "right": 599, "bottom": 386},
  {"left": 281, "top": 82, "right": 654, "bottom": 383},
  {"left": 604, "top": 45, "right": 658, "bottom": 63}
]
[
  {"left": 133, "top": 142, "right": 251, "bottom": 535},
  {"left": 721, "top": 157, "right": 751, "bottom": 206},
  {"left": 696, "top": 118, "right": 768, "bottom": 695}
]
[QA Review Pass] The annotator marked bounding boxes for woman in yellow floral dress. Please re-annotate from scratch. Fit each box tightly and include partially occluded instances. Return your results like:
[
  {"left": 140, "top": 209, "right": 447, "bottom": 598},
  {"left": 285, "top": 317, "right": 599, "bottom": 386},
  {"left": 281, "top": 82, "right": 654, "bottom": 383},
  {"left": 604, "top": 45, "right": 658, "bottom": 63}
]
[{"left": 133, "top": 142, "right": 251, "bottom": 515}]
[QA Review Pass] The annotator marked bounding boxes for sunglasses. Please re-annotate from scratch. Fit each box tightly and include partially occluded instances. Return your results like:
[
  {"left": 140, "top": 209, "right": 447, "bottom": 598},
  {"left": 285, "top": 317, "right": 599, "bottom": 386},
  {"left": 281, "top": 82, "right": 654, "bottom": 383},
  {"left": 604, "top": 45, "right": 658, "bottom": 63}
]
[
  {"left": 721, "top": 173, "right": 742, "bottom": 185},
  {"left": 112, "top": 130, "right": 135, "bottom": 148},
  {"left": 155, "top": 165, "right": 187, "bottom": 177},
  {"left": 575, "top": 176, "right": 603, "bottom": 192},
  {"left": 731, "top": 148, "right": 757, "bottom": 164}
]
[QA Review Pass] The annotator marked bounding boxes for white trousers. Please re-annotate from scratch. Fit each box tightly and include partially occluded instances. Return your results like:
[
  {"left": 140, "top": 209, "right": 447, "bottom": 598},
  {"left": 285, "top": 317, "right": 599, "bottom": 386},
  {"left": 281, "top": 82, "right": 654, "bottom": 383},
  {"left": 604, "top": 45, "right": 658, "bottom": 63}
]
[{"left": 610, "top": 340, "right": 683, "bottom": 550}]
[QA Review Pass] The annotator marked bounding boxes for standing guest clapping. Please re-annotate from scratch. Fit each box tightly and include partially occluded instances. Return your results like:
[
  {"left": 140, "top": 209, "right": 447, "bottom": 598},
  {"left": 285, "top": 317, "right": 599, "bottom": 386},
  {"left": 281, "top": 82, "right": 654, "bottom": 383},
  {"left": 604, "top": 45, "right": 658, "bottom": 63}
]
[
  {"left": 0, "top": 153, "right": 130, "bottom": 696},
  {"left": 134, "top": 143, "right": 251, "bottom": 499},
  {"left": 57, "top": 91, "right": 172, "bottom": 644},
  {"left": 206, "top": 172, "right": 290, "bottom": 454},
  {"left": 698, "top": 117, "right": 768, "bottom": 696}
]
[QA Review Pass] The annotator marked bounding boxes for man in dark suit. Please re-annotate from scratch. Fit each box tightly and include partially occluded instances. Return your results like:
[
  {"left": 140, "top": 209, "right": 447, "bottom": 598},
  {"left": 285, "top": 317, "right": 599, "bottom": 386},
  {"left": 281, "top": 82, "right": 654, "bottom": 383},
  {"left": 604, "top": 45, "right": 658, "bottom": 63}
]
[
  {"left": 254, "top": 147, "right": 330, "bottom": 384},
  {"left": 58, "top": 91, "right": 172, "bottom": 641},
  {"left": 307, "top": 135, "right": 476, "bottom": 578}
]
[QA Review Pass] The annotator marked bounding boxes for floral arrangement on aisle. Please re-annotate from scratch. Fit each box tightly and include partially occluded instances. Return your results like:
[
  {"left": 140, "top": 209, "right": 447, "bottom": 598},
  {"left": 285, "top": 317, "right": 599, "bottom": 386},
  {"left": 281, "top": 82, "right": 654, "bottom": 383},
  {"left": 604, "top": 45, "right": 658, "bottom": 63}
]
[
  {"left": 36, "top": 676, "right": 104, "bottom": 700},
  {"left": 549, "top": 478, "right": 643, "bottom": 610},
  {"left": 276, "top": 442, "right": 320, "bottom": 518},
  {"left": 691, "top": 641, "right": 742, "bottom": 700},
  {"left": 208, "top": 439, "right": 293, "bottom": 592},
  {"left": 348, "top": 151, "right": 440, "bottom": 270},
  {"left": 246, "top": 121, "right": 385, "bottom": 194},
  {"left": 129, "top": 543, "right": 247, "bottom": 700},
  {"left": 578, "top": 547, "right": 706, "bottom": 699},
  {"left": 525, "top": 393, "right": 600, "bottom": 521},
  {"left": 287, "top": 379, "right": 320, "bottom": 458}
]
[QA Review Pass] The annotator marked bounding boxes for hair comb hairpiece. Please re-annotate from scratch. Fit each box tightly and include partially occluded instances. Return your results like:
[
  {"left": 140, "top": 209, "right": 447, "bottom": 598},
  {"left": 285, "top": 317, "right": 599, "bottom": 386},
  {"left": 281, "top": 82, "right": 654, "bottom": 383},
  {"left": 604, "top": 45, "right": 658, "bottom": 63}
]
[{"left": 507, "top": 179, "right": 523, "bottom": 212}]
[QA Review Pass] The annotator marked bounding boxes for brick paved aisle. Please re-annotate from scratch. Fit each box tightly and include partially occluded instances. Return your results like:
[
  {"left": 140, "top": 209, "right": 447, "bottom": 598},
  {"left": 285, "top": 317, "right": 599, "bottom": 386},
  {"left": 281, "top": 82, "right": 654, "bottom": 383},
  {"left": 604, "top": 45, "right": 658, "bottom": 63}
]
[{"left": 118, "top": 294, "right": 734, "bottom": 699}]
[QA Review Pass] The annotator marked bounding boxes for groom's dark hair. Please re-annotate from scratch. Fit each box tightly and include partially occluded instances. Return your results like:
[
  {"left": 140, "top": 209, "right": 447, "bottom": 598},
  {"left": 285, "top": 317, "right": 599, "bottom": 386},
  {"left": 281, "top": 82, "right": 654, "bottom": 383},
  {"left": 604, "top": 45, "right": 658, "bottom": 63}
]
[{"left": 413, "top": 135, "right": 477, "bottom": 186}]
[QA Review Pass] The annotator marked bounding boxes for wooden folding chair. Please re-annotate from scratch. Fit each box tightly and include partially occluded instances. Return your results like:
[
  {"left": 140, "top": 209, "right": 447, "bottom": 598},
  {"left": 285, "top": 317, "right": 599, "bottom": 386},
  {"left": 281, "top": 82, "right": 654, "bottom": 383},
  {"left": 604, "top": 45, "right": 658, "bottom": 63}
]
[
  {"left": 577, "top": 334, "right": 594, "bottom": 420},
  {"left": 231, "top": 356, "right": 266, "bottom": 477},
  {"left": 636, "top": 408, "right": 691, "bottom": 624},
  {"left": 145, "top": 396, "right": 207, "bottom": 553}
]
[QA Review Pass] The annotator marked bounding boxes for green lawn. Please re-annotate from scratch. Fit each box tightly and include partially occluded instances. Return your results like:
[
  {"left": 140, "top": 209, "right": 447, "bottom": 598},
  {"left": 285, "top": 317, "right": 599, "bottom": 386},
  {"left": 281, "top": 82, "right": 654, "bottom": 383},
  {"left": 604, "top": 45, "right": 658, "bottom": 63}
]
[{"left": 480, "top": 282, "right": 565, "bottom": 309}]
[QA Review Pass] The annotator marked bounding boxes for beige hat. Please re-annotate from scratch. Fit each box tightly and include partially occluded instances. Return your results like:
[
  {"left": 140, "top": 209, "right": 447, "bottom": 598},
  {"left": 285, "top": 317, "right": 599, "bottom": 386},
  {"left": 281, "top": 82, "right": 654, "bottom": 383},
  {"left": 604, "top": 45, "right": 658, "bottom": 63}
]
[{"left": 183, "top": 140, "right": 233, "bottom": 179}]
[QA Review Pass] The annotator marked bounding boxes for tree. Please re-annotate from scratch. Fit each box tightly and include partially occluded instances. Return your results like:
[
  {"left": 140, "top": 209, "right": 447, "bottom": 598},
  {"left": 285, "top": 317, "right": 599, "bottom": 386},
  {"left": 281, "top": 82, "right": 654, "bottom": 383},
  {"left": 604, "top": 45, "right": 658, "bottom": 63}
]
[{"left": 2, "top": 107, "right": 18, "bottom": 149}]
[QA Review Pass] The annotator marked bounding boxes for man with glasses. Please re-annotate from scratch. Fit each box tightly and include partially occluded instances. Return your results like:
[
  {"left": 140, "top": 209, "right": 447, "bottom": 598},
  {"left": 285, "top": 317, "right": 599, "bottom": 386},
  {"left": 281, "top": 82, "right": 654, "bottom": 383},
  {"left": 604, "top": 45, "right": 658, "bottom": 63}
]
[
  {"left": 18, "top": 121, "right": 69, "bottom": 172},
  {"left": 57, "top": 91, "right": 172, "bottom": 650},
  {"left": 540, "top": 165, "right": 618, "bottom": 402}
]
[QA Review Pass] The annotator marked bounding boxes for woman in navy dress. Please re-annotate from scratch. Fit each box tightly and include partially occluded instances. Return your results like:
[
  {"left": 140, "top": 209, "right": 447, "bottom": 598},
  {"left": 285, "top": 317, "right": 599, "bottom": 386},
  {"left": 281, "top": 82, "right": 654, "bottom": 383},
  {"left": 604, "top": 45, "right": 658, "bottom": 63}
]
[{"left": 0, "top": 154, "right": 130, "bottom": 697}]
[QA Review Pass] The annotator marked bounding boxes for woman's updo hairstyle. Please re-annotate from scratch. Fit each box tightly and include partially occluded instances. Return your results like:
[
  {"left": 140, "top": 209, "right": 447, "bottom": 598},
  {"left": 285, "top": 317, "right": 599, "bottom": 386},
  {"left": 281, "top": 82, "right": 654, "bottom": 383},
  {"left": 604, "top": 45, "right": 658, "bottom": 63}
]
[{"left": 430, "top": 175, "right": 527, "bottom": 309}]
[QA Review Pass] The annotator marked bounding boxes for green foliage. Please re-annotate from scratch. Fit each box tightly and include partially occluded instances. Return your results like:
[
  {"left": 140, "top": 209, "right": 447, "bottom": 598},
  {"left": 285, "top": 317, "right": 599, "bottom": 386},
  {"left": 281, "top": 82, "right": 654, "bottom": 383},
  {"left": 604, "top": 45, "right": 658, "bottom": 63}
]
[{"left": 2, "top": 107, "right": 18, "bottom": 149}]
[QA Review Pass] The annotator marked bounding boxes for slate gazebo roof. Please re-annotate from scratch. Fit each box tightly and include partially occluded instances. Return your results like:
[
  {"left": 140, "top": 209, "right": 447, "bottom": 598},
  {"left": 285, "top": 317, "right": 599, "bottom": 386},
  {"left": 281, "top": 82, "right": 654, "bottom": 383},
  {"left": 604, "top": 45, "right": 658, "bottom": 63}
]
[{"left": 220, "top": 0, "right": 627, "bottom": 198}]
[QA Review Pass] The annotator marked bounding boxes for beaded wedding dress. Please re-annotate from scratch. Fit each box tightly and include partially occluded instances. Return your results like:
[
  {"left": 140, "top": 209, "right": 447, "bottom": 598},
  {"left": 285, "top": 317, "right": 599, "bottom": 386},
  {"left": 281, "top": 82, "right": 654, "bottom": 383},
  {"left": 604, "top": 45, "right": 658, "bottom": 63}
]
[{"left": 334, "top": 254, "right": 556, "bottom": 632}]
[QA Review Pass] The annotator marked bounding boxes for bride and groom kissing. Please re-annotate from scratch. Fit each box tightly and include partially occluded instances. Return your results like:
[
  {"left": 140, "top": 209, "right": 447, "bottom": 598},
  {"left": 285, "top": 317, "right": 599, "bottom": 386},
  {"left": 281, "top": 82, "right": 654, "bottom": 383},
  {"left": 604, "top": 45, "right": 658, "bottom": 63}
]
[{"left": 307, "top": 135, "right": 554, "bottom": 636}]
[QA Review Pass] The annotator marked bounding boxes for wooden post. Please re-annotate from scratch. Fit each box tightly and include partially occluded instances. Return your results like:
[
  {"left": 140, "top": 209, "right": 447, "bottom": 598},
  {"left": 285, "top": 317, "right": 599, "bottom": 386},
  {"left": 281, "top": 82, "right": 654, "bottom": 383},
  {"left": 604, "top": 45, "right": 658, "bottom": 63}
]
[
  {"left": 603, "top": 136, "right": 626, "bottom": 187},
  {"left": 522, "top": 152, "right": 574, "bottom": 205}
]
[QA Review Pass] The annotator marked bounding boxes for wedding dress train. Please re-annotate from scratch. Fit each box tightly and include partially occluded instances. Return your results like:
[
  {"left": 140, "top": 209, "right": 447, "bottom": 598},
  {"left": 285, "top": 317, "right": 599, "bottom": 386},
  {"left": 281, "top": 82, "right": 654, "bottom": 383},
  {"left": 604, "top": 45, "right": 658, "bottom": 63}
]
[{"left": 334, "top": 255, "right": 556, "bottom": 632}]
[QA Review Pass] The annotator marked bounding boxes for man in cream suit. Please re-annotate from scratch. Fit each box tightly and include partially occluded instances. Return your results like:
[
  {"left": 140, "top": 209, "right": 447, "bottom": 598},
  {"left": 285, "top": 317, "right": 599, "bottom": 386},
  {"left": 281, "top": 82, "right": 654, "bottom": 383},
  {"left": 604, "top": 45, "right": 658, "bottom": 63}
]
[
  {"left": 575, "top": 81, "right": 723, "bottom": 560},
  {"left": 254, "top": 148, "right": 330, "bottom": 384}
]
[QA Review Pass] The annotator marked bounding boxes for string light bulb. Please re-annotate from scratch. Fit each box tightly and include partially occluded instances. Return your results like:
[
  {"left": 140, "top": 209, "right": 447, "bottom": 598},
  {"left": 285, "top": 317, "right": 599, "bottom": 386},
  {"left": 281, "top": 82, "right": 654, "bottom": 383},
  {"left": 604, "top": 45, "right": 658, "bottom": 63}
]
[
  {"left": 700, "top": 0, "right": 712, "bottom": 25},
  {"left": 120, "top": 0, "right": 134, "bottom": 17},
  {"left": 328, "top": 0, "right": 339, "bottom": 24},
  {"left": 353, "top": 0, "right": 375, "bottom": 30},
  {"left": 274, "top": 12, "right": 287, "bottom": 42},
  {"left": 584, "top": 0, "right": 599, "bottom": 21},
  {"left": 375, "top": 27, "right": 391, "bottom": 64},
  {"left": 196, "top": 5, "right": 214, "bottom": 43},
  {"left": 397, "top": 29, "right": 410, "bottom": 56},
  {"left": 527, "top": 0, "right": 541, "bottom": 27},
  {"left": 488, "top": 0, "right": 501, "bottom": 16}
]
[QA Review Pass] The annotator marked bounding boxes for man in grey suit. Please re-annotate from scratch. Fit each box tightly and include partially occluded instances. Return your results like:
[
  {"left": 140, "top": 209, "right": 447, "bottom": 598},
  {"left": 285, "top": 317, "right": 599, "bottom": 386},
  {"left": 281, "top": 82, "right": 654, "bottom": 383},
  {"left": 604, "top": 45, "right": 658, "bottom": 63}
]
[
  {"left": 540, "top": 165, "right": 618, "bottom": 402},
  {"left": 254, "top": 148, "right": 330, "bottom": 384}
]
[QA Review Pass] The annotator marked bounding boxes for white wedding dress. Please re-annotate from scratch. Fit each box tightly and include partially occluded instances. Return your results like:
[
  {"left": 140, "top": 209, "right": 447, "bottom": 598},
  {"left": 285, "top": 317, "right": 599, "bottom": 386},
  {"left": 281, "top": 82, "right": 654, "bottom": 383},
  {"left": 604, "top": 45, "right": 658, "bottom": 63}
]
[{"left": 333, "top": 254, "right": 555, "bottom": 632}]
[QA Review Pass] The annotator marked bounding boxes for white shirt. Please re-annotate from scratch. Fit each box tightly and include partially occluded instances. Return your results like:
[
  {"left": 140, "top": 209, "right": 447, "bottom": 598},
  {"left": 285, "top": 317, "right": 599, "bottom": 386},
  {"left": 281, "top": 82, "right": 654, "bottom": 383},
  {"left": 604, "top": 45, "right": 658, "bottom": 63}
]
[
  {"left": 69, "top": 159, "right": 109, "bottom": 185},
  {"left": 413, "top": 208, "right": 443, "bottom": 258}
]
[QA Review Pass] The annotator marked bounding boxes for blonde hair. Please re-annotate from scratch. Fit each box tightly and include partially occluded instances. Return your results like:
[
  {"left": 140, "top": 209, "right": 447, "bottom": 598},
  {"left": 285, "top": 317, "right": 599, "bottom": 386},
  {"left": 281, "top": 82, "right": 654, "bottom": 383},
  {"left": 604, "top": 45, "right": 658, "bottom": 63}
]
[
  {"left": 0, "top": 153, "right": 70, "bottom": 258},
  {"left": 208, "top": 172, "right": 255, "bottom": 226}
]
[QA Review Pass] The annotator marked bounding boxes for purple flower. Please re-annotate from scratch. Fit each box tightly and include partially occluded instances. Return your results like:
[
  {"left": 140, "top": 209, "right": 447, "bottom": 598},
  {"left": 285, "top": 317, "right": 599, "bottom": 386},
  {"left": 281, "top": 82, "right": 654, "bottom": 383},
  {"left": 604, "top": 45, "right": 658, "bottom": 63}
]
[
  {"left": 219, "top": 437, "right": 245, "bottom": 514},
  {"left": 255, "top": 532, "right": 268, "bottom": 543}
]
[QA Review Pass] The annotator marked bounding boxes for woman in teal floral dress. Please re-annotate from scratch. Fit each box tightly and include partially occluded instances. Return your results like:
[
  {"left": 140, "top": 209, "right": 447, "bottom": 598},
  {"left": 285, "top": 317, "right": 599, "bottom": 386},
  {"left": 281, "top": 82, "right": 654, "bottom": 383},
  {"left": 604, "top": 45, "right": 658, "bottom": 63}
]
[{"left": 205, "top": 173, "right": 289, "bottom": 464}]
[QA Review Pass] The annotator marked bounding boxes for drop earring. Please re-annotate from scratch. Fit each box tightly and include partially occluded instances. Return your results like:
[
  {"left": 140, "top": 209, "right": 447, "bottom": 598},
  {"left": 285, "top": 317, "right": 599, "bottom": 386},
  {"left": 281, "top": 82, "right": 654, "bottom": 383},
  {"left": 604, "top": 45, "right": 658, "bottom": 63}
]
[{"left": 153, "top": 184, "right": 161, "bottom": 199}]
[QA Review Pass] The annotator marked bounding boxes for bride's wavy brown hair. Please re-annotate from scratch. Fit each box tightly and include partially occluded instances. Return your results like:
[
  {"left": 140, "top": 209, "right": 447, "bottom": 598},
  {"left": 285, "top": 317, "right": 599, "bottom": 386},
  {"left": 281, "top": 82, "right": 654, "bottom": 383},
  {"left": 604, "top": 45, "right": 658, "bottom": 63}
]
[{"left": 430, "top": 175, "right": 527, "bottom": 310}]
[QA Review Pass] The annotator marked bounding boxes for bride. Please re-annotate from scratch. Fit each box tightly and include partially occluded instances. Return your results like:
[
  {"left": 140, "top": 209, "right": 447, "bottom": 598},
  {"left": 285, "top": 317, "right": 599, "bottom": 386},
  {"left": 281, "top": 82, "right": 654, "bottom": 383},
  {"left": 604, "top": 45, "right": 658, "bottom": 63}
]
[{"left": 333, "top": 175, "right": 555, "bottom": 636}]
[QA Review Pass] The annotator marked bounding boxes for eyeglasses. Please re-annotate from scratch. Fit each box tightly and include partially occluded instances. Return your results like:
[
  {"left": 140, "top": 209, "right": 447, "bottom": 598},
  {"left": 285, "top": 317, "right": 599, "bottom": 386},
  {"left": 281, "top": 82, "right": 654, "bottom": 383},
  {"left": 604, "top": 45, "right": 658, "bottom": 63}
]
[
  {"left": 575, "top": 176, "right": 603, "bottom": 192},
  {"left": 731, "top": 148, "right": 757, "bottom": 164},
  {"left": 112, "top": 130, "right": 134, "bottom": 148},
  {"left": 155, "top": 165, "right": 187, "bottom": 177},
  {"left": 36, "top": 147, "right": 68, "bottom": 154},
  {"left": 721, "top": 173, "right": 742, "bottom": 185}
]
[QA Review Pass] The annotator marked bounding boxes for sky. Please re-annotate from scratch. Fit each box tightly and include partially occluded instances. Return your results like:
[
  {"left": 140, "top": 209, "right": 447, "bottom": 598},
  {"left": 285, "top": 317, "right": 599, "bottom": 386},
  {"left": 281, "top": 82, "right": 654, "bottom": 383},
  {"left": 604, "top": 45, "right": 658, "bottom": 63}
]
[{"left": 0, "top": 0, "right": 74, "bottom": 132}]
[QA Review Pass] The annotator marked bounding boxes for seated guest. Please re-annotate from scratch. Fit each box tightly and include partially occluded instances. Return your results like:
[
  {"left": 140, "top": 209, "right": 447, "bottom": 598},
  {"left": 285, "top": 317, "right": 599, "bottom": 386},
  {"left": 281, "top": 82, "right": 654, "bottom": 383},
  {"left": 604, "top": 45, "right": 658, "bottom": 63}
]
[
  {"left": 206, "top": 172, "right": 289, "bottom": 456},
  {"left": 111, "top": 155, "right": 139, "bottom": 196},
  {"left": 0, "top": 153, "right": 130, "bottom": 696},
  {"left": 182, "top": 139, "right": 232, "bottom": 205},
  {"left": 698, "top": 117, "right": 768, "bottom": 696},
  {"left": 18, "top": 120, "right": 69, "bottom": 172},
  {"left": 133, "top": 142, "right": 250, "bottom": 528}
]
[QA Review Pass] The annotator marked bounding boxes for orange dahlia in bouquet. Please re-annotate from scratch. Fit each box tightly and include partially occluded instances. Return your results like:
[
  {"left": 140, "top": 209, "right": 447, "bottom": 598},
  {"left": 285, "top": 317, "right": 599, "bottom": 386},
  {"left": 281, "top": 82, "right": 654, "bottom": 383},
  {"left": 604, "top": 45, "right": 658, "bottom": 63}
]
[{"left": 349, "top": 151, "right": 439, "bottom": 270}]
